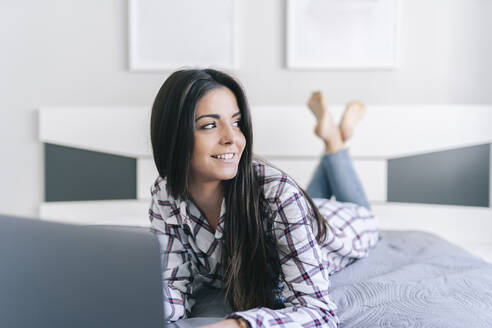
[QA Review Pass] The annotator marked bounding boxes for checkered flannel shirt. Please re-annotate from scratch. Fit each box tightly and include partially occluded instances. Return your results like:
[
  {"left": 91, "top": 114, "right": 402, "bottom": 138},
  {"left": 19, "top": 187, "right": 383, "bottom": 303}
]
[{"left": 149, "top": 160, "right": 379, "bottom": 328}]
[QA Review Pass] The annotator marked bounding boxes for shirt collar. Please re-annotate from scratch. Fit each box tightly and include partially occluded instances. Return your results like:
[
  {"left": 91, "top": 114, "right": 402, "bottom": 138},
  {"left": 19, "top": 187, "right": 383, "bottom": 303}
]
[
  {"left": 157, "top": 179, "right": 188, "bottom": 226},
  {"left": 160, "top": 178, "right": 227, "bottom": 235},
  {"left": 215, "top": 198, "right": 227, "bottom": 239}
]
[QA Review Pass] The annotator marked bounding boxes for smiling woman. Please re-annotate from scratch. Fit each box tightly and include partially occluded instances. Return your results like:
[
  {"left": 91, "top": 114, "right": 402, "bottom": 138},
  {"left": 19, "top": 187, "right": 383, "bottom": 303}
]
[
  {"left": 148, "top": 69, "right": 379, "bottom": 328},
  {"left": 188, "top": 87, "right": 246, "bottom": 231}
]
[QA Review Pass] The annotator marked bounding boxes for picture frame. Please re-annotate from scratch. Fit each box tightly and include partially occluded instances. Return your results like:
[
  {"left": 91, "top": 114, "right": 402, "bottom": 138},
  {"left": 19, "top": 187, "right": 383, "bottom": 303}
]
[
  {"left": 286, "top": 0, "right": 400, "bottom": 70},
  {"left": 128, "top": 0, "right": 237, "bottom": 71}
]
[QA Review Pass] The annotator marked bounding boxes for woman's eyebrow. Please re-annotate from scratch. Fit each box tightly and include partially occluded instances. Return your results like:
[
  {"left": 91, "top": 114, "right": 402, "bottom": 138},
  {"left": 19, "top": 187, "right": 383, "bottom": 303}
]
[{"left": 195, "top": 111, "right": 241, "bottom": 122}]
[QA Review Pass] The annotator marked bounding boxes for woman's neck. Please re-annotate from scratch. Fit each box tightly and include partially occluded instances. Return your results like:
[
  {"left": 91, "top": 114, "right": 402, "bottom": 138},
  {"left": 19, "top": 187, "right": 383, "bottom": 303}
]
[
  {"left": 188, "top": 180, "right": 224, "bottom": 230},
  {"left": 189, "top": 181, "right": 223, "bottom": 204}
]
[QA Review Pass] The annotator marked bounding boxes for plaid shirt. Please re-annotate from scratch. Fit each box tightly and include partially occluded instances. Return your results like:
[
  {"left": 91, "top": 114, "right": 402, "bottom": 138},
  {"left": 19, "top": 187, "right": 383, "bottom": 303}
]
[{"left": 149, "top": 161, "right": 379, "bottom": 327}]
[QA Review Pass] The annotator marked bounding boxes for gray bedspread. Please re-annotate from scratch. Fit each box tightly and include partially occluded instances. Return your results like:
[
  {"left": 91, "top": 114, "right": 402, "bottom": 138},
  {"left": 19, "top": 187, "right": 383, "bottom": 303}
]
[{"left": 170, "top": 230, "right": 492, "bottom": 327}]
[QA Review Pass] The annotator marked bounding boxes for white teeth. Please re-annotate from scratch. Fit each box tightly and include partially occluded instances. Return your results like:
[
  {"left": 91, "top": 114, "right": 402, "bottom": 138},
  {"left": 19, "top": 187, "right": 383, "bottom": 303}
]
[{"left": 213, "top": 153, "right": 234, "bottom": 160}]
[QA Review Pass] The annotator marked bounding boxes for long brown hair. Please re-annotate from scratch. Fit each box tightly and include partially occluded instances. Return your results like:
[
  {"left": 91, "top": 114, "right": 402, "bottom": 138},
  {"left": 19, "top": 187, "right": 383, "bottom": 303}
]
[{"left": 150, "top": 68, "right": 327, "bottom": 311}]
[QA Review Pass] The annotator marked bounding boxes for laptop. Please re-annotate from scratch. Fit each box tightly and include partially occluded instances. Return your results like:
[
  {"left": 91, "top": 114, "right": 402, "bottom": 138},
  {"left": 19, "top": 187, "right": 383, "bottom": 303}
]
[{"left": 0, "top": 214, "right": 166, "bottom": 328}]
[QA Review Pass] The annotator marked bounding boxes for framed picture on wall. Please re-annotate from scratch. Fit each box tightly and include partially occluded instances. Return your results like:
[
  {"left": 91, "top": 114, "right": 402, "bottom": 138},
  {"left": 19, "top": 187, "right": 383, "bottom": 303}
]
[
  {"left": 128, "top": 0, "right": 237, "bottom": 71},
  {"left": 286, "top": 0, "right": 400, "bottom": 70}
]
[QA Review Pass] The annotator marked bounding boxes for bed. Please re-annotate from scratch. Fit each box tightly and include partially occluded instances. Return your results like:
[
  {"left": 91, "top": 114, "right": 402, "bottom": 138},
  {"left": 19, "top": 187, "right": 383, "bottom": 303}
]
[
  {"left": 170, "top": 230, "right": 492, "bottom": 327},
  {"left": 37, "top": 104, "right": 492, "bottom": 327}
]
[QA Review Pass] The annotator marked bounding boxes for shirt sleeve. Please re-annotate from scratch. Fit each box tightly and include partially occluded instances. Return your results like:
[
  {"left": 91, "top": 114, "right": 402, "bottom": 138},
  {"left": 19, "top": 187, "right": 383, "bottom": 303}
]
[
  {"left": 149, "top": 193, "right": 195, "bottom": 322},
  {"left": 227, "top": 181, "right": 340, "bottom": 328},
  {"left": 317, "top": 199, "right": 380, "bottom": 275}
]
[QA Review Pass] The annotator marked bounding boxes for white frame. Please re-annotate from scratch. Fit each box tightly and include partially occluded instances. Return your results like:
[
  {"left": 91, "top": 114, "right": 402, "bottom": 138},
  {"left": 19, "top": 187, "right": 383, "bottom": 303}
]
[
  {"left": 128, "top": 0, "right": 238, "bottom": 71},
  {"left": 286, "top": 0, "right": 400, "bottom": 70}
]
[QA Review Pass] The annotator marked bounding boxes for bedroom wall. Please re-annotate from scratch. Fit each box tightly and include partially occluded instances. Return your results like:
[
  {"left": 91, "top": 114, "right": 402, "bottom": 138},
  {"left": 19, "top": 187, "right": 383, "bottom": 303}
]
[{"left": 1, "top": 0, "right": 492, "bottom": 218}]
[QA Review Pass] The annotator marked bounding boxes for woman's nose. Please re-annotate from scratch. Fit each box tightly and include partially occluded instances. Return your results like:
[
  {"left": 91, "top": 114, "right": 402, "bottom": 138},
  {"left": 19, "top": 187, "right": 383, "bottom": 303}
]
[{"left": 219, "top": 125, "right": 236, "bottom": 144}]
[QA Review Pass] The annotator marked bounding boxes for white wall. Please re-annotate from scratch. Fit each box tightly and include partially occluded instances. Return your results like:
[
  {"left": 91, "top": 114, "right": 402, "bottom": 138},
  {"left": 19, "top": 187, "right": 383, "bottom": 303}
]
[{"left": 1, "top": 0, "right": 491, "bottom": 217}]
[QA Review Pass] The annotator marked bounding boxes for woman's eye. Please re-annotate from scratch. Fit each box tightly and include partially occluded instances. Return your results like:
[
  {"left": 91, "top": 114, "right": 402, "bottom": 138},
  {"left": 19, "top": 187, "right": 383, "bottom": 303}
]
[
  {"left": 200, "top": 120, "right": 240, "bottom": 129},
  {"left": 201, "top": 122, "right": 216, "bottom": 129}
]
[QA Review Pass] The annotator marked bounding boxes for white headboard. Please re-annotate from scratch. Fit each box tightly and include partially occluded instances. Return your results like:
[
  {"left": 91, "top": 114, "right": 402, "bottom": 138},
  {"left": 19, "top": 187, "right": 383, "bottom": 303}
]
[{"left": 38, "top": 105, "right": 492, "bottom": 252}]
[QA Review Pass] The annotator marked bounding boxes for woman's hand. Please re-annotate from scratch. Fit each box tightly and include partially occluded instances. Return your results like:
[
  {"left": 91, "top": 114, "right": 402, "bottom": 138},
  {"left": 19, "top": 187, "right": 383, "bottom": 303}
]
[{"left": 199, "top": 318, "right": 240, "bottom": 328}]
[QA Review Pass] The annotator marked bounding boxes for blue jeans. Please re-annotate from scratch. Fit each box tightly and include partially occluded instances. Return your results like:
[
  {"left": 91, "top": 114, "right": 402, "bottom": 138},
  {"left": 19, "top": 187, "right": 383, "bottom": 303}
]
[{"left": 306, "top": 147, "right": 371, "bottom": 210}]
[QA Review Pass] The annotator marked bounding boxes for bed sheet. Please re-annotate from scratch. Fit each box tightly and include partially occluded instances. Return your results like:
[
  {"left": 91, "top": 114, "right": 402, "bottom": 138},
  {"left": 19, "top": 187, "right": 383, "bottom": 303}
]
[{"left": 170, "top": 230, "right": 492, "bottom": 328}]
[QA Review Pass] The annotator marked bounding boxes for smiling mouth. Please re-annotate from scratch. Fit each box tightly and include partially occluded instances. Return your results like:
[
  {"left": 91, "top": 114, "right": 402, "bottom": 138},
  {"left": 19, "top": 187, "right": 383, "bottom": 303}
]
[{"left": 211, "top": 153, "right": 236, "bottom": 161}]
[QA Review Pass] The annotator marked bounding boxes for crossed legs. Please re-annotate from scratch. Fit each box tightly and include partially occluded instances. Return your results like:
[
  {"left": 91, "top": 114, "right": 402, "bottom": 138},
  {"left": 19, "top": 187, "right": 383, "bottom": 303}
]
[{"left": 305, "top": 92, "right": 371, "bottom": 210}]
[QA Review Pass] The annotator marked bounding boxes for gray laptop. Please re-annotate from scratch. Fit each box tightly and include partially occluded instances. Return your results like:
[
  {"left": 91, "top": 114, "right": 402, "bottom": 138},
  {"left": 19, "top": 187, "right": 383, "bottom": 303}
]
[{"left": 0, "top": 214, "right": 165, "bottom": 328}]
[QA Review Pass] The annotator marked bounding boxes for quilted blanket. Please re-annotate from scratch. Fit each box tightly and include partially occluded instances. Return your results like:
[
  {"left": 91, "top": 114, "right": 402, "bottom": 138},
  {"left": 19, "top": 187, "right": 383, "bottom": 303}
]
[{"left": 170, "top": 231, "right": 492, "bottom": 328}]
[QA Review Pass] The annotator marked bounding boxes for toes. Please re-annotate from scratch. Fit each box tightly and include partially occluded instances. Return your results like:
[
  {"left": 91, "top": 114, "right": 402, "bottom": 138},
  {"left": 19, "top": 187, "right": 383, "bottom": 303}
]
[
  {"left": 346, "top": 100, "right": 366, "bottom": 111},
  {"left": 313, "top": 92, "right": 324, "bottom": 103},
  {"left": 308, "top": 91, "right": 323, "bottom": 105}
]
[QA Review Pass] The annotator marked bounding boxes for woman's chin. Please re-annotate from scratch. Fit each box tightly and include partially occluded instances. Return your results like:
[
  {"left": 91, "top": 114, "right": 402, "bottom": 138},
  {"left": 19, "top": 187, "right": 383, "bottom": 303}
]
[
  {"left": 220, "top": 172, "right": 238, "bottom": 181},
  {"left": 215, "top": 169, "right": 239, "bottom": 181}
]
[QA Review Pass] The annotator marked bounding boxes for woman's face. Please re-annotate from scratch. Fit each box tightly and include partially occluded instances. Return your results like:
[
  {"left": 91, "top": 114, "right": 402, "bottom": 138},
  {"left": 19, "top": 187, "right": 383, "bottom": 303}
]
[{"left": 189, "top": 86, "right": 246, "bottom": 185}]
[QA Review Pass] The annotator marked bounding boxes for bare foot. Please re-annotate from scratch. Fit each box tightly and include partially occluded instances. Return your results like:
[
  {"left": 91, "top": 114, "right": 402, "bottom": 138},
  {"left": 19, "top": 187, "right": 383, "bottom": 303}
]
[
  {"left": 339, "top": 101, "right": 367, "bottom": 142},
  {"left": 307, "top": 91, "right": 344, "bottom": 153},
  {"left": 307, "top": 91, "right": 339, "bottom": 142}
]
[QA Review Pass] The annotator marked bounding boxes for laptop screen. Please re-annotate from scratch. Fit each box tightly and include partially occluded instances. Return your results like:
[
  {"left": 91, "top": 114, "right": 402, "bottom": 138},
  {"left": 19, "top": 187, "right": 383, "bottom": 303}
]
[{"left": 0, "top": 214, "right": 165, "bottom": 328}]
